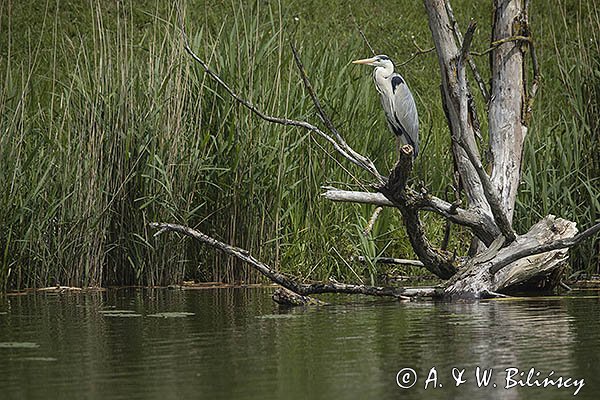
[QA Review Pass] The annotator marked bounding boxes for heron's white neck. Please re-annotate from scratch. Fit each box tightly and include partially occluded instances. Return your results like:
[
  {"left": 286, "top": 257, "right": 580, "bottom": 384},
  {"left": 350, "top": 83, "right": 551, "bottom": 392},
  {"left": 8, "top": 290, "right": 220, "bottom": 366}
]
[{"left": 374, "top": 62, "right": 395, "bottom": 79}]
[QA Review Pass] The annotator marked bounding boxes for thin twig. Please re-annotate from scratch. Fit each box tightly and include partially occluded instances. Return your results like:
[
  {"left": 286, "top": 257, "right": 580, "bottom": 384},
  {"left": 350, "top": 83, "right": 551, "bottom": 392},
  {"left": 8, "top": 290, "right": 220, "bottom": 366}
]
[
  {"left": 522, "top": 3, "right": 541, "bottom": 126},
  {"left": 289, "top": 43, "right": 383, "bottom": 184},
  {"left": 352, "top": 15, "right": 376, "bottom": 56},
  {"left": 398, "top": 36, "right": 435, "bottom": 67},
  {"left": 471, "top": 35, "right": 532, "bottom": 57},
  {"left": 523, "top": 39, "right": 540, "bottom": 125}
]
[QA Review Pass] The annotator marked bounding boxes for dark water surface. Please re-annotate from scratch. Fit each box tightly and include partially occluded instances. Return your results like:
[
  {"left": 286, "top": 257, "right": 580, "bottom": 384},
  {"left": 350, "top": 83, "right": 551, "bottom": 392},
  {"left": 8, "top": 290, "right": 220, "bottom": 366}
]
[{"left": 0, "top": 288, "right": 598, "bottom": 399}]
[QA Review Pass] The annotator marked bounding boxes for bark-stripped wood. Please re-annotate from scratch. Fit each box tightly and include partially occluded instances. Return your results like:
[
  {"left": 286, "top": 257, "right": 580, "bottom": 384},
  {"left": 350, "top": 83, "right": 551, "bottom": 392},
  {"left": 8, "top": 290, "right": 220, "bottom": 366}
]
[
  {"left": 424, "top": 0, "right": 492, "bottom": 216},
  {"left": 489, "top": 0, "right": 527, "bottom": 222},
  {"left": 444, "top": 216, "right": 580, "bottom": 297}
]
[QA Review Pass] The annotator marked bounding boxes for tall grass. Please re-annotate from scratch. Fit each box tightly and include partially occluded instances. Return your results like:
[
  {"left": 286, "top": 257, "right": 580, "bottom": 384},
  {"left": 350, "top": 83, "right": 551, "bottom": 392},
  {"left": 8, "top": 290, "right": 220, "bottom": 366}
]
[
  {"left": 516, "top": 0, "right": 600, "bottom": 273},
  {"left": 0, "top": 0, "right": 597, "bottom": 290}
]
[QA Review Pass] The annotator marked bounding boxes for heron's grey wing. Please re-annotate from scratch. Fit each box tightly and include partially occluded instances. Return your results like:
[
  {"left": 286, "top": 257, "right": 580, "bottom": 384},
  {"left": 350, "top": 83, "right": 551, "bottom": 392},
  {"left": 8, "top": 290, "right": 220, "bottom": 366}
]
[{"left": 390, "top": 75, "right": 419, "bottom": 155}]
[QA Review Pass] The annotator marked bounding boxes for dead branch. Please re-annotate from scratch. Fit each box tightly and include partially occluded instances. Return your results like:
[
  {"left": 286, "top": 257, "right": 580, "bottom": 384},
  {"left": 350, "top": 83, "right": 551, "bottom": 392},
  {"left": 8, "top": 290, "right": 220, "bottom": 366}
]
[
  {"left": 524, "top": 38, "right": 540, "bottom": 125},
  {"left": 288, "top": 44, "right": 385, "bottom": 183},
  {"left": 321, "top": 187, "right": 500, "bottom": 245},
  {"left": 453, "top": 131, "right": 517, "bottom": 242},
  {"left": 177, "top": 11, "right": 384, "bottom": 185},
  {"left": 490, "top": 221, "right": 600, "bottom": 274},
  {"left": 352, "top": 16, "right": 376, "bottom": 56},
  {"left": 488, "top": 0, "right": 529, "bottom": 223},
  {"left": 321, "top": 189, "right": 394, "bottom": 207},
  {"left": 150, "top": 222, "right": 439, "bottom": 300},
  {"left": 445, "top": 2, "right": 490, "bottom": 102},
  {"left": 521, "top": 4, "right": 541, "bottom": 127},
  {"left": 272, "top": 288, "right": 327, "bottom": 306},
  {"left": 471, "top": 35, "right": 532, "bottom": 57},
  {"left": 398, "top": 36, "right": 436, "bottom": 67},
  {"left": 425, "top": 0, "right": 493, "bottom": 217}
]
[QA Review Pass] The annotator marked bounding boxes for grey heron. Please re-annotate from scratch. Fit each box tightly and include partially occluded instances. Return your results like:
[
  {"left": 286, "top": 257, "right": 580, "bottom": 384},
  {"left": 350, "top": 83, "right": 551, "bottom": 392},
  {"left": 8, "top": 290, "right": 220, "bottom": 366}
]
[{"left": 352, "top": 55, "right": 419, "bottom": 157}]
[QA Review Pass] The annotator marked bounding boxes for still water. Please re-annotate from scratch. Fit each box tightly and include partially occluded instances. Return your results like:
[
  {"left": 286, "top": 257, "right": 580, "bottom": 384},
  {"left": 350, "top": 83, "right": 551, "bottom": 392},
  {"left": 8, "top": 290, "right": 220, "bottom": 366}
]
[{"left": 0, "top": 288, "right": 598, "bottom": 399}]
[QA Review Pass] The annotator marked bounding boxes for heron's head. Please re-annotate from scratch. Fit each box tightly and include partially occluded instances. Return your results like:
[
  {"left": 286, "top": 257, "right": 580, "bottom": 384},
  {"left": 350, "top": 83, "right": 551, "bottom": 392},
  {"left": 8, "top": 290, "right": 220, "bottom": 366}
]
[{"left": 352, "top": 55, "right": 394, "bottom": 69}]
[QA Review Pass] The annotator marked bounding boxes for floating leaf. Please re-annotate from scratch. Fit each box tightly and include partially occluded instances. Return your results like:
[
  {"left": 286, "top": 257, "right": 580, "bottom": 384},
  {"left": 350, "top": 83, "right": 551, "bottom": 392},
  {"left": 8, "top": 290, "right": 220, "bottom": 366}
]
[
  {"left": 0, "top": 342, "right": 40, "bottom": 348},
  {"left": 147, "top": 312, "right": 195, "bottom": 318},
  {"left": 102, "top": 313, "right": 142, "bottom": 318},
  {"left": 22, "top": 357, "right": 57, "bottom": 362},
  {"left": 256, "top": 314, "right": 300, "bottom": 320}
]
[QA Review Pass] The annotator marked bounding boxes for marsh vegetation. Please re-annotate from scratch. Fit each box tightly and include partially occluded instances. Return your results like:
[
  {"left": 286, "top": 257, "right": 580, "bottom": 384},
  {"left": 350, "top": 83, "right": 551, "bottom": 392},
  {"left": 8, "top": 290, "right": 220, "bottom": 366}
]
[{"left": 0, "top": 0, "right": 598, "bottom": 290}]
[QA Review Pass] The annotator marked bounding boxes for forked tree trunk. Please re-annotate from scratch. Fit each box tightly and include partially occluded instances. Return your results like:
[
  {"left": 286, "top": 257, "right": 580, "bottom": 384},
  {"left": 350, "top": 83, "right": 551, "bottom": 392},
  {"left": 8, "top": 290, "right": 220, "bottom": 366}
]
[{"left": 423, "top": 0, "right": 580, "bottom": 297}]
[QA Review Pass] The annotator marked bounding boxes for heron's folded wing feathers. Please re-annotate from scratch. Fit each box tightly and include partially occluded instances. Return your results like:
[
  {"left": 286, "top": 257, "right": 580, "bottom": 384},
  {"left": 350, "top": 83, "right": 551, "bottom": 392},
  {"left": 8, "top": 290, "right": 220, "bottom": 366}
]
[{"left": 390, "top": 76, "right": 419, "bottom": 155}]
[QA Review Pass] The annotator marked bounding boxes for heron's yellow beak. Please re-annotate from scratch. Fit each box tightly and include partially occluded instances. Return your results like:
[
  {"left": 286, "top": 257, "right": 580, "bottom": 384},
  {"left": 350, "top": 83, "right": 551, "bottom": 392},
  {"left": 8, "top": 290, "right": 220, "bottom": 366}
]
[{"left": 352, "top": 57, "right": 377, "bottom": 65}]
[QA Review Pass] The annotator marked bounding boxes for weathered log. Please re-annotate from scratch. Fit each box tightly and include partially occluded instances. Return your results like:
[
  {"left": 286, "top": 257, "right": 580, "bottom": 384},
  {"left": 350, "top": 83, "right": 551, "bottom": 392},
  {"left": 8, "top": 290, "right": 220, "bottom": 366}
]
[{"left": 444, "top": 216, "right": 578, "bottom": 297}]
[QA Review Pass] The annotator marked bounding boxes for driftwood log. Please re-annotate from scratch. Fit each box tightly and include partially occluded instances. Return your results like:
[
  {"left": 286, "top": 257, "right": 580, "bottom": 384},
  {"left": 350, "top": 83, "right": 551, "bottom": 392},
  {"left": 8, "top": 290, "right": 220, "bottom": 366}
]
[{"left": 150, "top": 1, "right": 600, "bottom": 305}]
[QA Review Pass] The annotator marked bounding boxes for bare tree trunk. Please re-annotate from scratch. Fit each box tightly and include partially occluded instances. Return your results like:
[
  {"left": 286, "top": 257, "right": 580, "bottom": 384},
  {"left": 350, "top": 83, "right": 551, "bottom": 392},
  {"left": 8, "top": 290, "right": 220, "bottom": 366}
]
[
  {"left": 489, "top": 0, "right": 527, "bottom": 222},
  {"left": 425, "top": 0, "right": 492, "bottom": 216}
]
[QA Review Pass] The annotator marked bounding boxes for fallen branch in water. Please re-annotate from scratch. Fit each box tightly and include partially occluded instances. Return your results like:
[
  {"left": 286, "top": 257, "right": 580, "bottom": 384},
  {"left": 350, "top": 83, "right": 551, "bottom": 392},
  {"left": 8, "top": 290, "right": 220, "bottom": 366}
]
[{"left": 150, "top": 222, "right": 440, "bottom": 305}]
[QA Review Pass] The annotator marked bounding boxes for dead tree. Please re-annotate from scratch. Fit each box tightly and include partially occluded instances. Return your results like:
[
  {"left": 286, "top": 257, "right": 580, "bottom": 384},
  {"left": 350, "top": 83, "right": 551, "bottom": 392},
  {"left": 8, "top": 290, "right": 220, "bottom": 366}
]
[{"left": 151, "top": 1, "right": 600, "bottom": 304}]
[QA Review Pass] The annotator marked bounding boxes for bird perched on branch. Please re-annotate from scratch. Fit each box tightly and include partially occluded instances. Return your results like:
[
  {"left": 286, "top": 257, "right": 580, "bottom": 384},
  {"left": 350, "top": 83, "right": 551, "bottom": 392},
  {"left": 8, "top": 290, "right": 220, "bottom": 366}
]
[{"left": 352, "top": 55, "right": 419, "bottom": 157}]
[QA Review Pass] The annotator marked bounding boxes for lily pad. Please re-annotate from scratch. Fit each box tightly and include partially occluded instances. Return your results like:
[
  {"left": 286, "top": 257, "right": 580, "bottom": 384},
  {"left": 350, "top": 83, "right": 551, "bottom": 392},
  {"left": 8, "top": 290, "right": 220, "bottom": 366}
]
[
  {"left": 102, "top": 313, "right": 142, "bottom": 318},
  {"left": 22, "top": 357, "right": 57, "bottom": 362},
  {"left": 0, "top": 342, "right": 40, "bottom": 349},
  {"left": 147, "top": 312, "right": 195, "bottom": 318},
  {"left": 256, "top": 314, "right": 300, "bottom": 320}
]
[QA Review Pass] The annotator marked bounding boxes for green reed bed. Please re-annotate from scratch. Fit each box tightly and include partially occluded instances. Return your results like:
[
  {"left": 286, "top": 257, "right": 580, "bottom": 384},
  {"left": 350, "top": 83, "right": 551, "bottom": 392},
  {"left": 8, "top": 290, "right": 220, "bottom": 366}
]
[{"left": 0, "top": 0, "right": 597, "bottom": 290}]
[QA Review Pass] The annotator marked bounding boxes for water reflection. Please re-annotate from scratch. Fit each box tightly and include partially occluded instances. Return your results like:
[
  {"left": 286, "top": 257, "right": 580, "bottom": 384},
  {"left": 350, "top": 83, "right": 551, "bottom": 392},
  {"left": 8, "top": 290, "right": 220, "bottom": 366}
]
[{"left": 0, "top": 289, "right": 597, "bottom": 399}]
